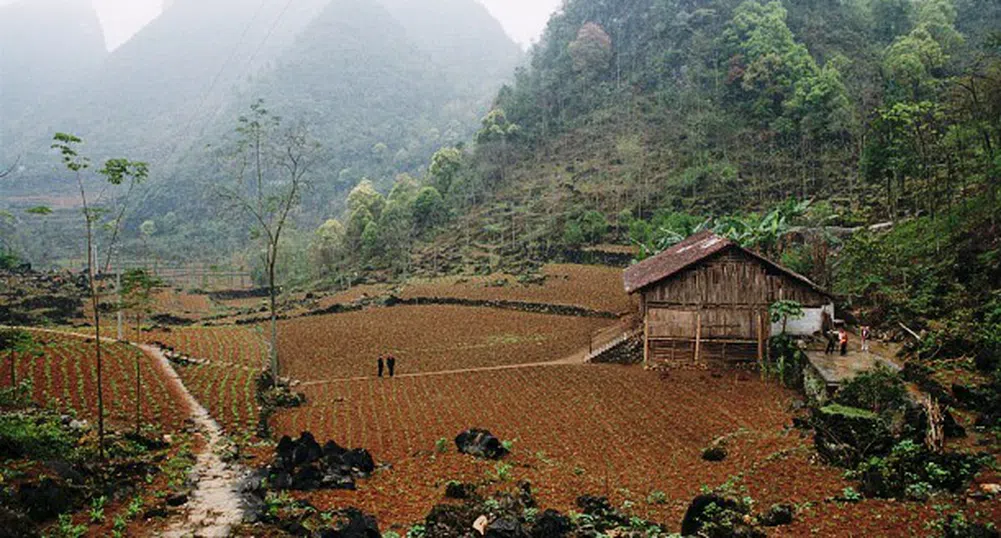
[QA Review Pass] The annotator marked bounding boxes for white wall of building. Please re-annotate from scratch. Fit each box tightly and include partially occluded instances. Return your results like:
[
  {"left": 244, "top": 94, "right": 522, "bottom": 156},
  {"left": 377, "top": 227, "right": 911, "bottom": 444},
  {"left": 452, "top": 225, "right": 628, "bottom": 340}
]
[{"left": 771, "top": 302, "right": 834, "bottom": 336}]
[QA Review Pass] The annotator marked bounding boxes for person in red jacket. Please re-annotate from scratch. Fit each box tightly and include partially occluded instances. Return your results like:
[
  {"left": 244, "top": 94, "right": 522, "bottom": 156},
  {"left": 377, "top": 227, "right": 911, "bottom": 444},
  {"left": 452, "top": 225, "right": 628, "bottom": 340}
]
[{"left": 839, "top": 328, "right": 849, "bottom": 356}]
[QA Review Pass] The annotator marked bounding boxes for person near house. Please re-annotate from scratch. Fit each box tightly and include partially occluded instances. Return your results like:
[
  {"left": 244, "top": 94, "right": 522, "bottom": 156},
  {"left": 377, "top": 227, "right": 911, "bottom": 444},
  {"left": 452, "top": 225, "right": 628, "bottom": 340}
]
[
  {"left": 387, "top": 354, "right": 396, "bottom": 377},
  {"left": 824, "top": 328, "right": 837, "bottom": 355},
  {"left": 377, "top": 355, "right": 384, "bottom": 378},
  {"left": 861, "top": 326, "right": 871, "bottom": 352},
  {"left": 839, "top": 328, "right": 849, "bottom": 356}
]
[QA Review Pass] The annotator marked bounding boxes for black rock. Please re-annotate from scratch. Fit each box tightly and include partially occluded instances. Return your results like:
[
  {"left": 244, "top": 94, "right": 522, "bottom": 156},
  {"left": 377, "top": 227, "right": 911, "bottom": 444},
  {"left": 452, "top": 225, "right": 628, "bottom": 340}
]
[
  {"left": 291, "top": 464, "right": 324, "bottom": 491},
  {"left": 17, "top": 478, "right": 75, "bottom": 521},
  {"left": 343, "top": 448, "right": 375, "bottom": 475},
  {"left": 293, "top": 432, "right": 323, "bottom": 466},
  {"left": 143, "top": 506, "right": 169, "bottom": 520},
  {"left": 0, "top": 506, "right": 37, "bottom": 538},
  {"left": 486, "top": 515, "right": 529, "bottom": 538},
  {"left": 943, "top": 409, "right": 966, "bottom": 438},
  {"left": 681, "top": 494, "right": 764, "bottom": 538},
  {"left": 455, "top": 428, "right": 508, "bottom": 460},
  {"left": 321, "top": 508, "right": 380, "bottom": 538},
  {"left": 323, "top": 440, "right": 347, "bottom": 458},
  {"left": 444, "top": 481, "right": 476, "bottom": 499},
  {"left": 166, "top": 492, "right": 189, "bottom": 507},
  {"left": 702, "top": 445, "right": 728, "bottom": 462},
  {"left": 276, "top": 435, "right": 296, "bottom": 468},
  {"left": 759, "top": 503, "right": 794, "bottom": 526},
  {"left": 531, "top": 509, "right": 570, "bottom": 538}
]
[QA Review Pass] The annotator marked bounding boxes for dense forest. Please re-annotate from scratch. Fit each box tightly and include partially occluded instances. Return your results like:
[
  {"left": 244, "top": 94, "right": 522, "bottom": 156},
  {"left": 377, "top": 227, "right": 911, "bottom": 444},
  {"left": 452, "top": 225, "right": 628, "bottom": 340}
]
[{"left": 298, "top": 0, "right": 999, "bottom": 362}]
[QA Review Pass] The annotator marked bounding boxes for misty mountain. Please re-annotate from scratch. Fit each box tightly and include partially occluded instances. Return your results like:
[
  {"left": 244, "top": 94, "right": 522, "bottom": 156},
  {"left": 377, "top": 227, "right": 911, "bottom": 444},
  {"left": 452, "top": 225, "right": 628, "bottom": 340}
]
[
  {"left": 139, "top": 0, "right": 522, "bottom": 223},
  {"left": 0, "top": 0, "right": 106, "bottom": 125}
]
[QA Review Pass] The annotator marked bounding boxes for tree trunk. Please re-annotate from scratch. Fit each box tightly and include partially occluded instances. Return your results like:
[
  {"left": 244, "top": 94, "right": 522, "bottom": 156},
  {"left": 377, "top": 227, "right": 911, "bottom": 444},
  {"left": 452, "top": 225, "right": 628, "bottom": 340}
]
[
  {"left": 268, "top": 245, "right": 279, "bottom": 383},
  {"left": 136, "top": 313, "right": 142, "bottom": 435}
]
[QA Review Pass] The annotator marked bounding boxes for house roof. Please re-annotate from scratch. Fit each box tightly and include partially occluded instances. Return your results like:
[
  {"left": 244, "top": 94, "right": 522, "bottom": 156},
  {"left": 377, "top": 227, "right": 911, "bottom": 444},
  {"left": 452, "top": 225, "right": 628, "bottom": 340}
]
[{"left": 622, "top": 231, "right": 831, "bottom": 297}]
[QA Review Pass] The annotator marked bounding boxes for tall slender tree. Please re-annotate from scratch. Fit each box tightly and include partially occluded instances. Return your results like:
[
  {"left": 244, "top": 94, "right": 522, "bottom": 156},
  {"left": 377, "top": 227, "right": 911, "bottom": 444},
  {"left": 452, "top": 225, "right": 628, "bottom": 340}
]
[
  {"left": 51, "top": 133, "right": 148, "bottom": 458},
  {"left": 218, "top": 101, "right": 318, "bottom": 383}
]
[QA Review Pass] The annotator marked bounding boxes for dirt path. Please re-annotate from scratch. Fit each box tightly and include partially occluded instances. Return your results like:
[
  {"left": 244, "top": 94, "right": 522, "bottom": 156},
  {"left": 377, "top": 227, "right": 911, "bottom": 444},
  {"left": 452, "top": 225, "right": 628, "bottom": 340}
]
[
  {"left": 298, "top": 345, "right": 592, "bottom": 387},
  {"left": 6, "top": 327, "right": 249, "bottom": 538},
  {"left": 142, "top": 344, "right": 247, "bottom": 538}
]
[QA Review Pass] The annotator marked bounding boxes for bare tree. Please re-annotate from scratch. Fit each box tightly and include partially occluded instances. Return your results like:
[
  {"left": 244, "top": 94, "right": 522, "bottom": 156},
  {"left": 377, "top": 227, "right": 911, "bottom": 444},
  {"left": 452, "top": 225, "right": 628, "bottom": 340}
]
[
  {"left": 51, "top": 133, "right": 148, "bottom": 458},
  {"left": 0, "top": 157, "right": 19, "bottom": 179},
  {"left": 218, "top": 100, "right": 317, "bottom": 383}
]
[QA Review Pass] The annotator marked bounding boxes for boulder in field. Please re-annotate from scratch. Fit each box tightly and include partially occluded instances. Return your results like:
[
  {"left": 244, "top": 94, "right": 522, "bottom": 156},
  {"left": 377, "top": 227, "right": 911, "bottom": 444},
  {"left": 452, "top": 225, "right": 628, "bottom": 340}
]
[
  {"left": 530, "top": 509, "right": 570, "bottom": 538},
  {"left": 455, "top": 429, "right": 508, "bottom": 460},
  {"left": 681, "top": 494, "right": 765, "bottom": 538},
  {"left": 486, "top": 515, "right": 529, "bottom": 538},
  {"left": 759, "top": 503, "right": 794, "bottom": 527}
]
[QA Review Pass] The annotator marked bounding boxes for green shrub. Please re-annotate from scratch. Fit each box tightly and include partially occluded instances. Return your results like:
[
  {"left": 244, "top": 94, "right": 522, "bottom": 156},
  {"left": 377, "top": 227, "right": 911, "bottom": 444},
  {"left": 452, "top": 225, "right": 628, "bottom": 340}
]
[
  {"left": 852, "top": 440, "right": 986, "bottom": 499},
  {"left": 834, "top": 366, "right": 908, "bottom": 414},
  {"left": 0, "top": 412, "right": 76, "bottom": 460}
]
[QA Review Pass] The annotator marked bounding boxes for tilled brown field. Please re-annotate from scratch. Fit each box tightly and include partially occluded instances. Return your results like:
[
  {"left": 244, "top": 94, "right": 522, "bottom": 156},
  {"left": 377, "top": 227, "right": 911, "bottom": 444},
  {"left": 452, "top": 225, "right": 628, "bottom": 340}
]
[
  {"left": 274, "top": 305, "right": 612, "bottom": 382},
  {"left": 271, "top": 366, "right": 798, "bottom": 530},
  {"left": 270, "top": 366, "right": 1001, "bottom": 536},
  {"left": 400, "top": 264, "right": 636, "bottom": 314},
  {"left": 1, "top": 330, "right": 190, "bottom": 432}
]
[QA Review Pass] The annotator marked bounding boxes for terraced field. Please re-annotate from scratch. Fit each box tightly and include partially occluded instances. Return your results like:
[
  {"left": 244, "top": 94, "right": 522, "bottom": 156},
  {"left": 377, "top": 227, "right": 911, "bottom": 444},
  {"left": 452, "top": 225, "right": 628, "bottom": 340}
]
[
  {"left": 0, "top": 330, "right": 189, "bottom": 431},
  {"left": 400, "top": 264, "right": 635, "bottom": 313},
  {"left": 275, "top": 305, "right": 612, "bottom": 381}
]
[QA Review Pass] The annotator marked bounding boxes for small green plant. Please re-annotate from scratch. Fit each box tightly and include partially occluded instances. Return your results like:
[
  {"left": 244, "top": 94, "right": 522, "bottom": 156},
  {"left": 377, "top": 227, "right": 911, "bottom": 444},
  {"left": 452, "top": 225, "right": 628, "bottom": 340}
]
[
  {"left": 89, "top": 496, "right": 107, "bottom": 523},
  {"left": 523, "top": 507, "right": 539, "bottom": 523},
  {"left": 490, "top": 462, "right": 514, "bottom": 482},
  {"left": 434, "top": 437, "right": 449, "bottom": 454},
  {"left": 646, "top": 490, "right": 668, "bottom": 504},
  {"left": 573, "top": 465, "right": 586, "bottom": 476},
  {"left": 125, "top": 496, "right": 144, "bottom": 519},
  {"left": 483, "top": 498, "right": 501, "bottom": 511},
  {"left": 501, "top": 438, "right": 516, "bottom": 453},
  {"left": 383, "top": 532, "right": 402, "bottom": 538},
  {"left": 52, "top": 513, "right": 87, "bottom": 538},
  {"left": 842, "top": 487, "right": 863, "bottom": 502},
  {"left": 406, "top": 524, "right": 427, "bottom": 538}
]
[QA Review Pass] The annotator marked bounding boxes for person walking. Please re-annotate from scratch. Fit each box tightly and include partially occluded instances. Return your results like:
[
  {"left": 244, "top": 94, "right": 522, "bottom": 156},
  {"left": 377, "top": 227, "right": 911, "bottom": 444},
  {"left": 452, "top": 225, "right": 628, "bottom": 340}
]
[
  {"left": 387, "top": 354, "right": 396, "bottom": 378},
  {"left": 839, "top": 328, "right": 849, "bottom": 356},
  {"left": 825, "top": 328, "right": 837, "bottom": 355},
  {"left": 377, "top": 355, "right": 384, "bottom": 378},
  {"left": 860, "top": 326, "right": 871, "bottom": 353}
]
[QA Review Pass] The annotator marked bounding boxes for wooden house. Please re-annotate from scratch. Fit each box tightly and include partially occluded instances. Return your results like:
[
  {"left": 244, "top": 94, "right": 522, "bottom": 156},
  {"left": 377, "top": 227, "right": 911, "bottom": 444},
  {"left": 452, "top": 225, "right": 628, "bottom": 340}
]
[{"left": 623, "top": 231, "right": 833, "bottom": 367}]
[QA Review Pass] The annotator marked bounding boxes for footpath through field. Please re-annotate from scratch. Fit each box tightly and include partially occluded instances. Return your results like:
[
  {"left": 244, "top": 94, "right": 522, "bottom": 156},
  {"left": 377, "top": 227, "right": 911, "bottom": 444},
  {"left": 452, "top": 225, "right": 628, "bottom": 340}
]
[
  {"left": 8, "top": 327, "right": 248, "bottom": 538},
  {"left": 297, "top": 343, "right": 592, "bottom": 387}
]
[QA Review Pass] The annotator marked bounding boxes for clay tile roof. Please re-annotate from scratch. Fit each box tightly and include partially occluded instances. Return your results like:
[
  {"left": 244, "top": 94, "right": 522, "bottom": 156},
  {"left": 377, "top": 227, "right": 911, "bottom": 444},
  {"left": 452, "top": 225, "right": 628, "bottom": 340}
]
[
  {"left": 622, "top": 231, "right": 831, "bottom": 297},
  {"left": 623, "top": 231, "right": 732, "bottom": 294}
]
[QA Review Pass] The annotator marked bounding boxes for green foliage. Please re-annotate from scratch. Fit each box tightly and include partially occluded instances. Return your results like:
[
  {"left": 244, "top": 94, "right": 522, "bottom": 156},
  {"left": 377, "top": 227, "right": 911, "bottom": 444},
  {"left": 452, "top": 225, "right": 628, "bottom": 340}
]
[
  {"left": 770, "top": 300, "right": 805, "bottom": 334},
  {"left": 0, "top": 412, "right": 76, "bottom": 460},
  {"left": 851, "top": 439, "right": 986, "bottom": 498},
  {"left": 767, "top": 334, "right": 807, "bottom": 388},
  {"left": 563, "top": 210, "right": 609, "bottom": 247},
  {"left": 834, "top": 366, "right": 908, "bottom": 414}
]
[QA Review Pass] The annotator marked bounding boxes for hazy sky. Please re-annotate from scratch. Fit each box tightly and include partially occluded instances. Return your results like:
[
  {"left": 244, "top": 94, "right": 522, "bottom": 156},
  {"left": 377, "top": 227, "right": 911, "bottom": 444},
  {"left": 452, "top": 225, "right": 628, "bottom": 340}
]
[
  {"left": 479, "top": 0, "right": 562, "bottom": 47},
  {"left": 88, "top": 0, "right": 562, "bottom": 51}
]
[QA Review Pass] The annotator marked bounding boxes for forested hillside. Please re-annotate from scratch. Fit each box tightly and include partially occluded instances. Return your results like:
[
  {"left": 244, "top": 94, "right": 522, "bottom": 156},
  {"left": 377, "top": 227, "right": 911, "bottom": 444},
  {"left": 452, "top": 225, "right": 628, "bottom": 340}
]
[{"left": 304, "top": 0, "right": 998, "bottom": 363}]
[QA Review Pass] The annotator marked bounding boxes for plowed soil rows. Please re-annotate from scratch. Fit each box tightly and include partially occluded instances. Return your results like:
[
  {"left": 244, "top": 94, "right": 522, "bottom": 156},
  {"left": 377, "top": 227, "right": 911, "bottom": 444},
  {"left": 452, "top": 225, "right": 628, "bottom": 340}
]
[
  {"left": 0, "top": 330, "right": 189, "bottom": 431},
  {"left": 143, "top": 326, "right": 268, "bottom": 435},
  {"left": 270, "top": 367, "right": 798, "bottom": 530},
  {"left": 176, "top": 362, "right": 258, "bottom": 435},
  {"left": 276, "top": 306, "right": 611, "bottom": 381},
  {"left": 147, "top": 326, "right": 268, "bottom": 369},
  {"left": 400, "top": 264, "right": 635, "bottom": 314},
  {"left": 271, "top": 367, "right": 1001, "bottom": 536}
]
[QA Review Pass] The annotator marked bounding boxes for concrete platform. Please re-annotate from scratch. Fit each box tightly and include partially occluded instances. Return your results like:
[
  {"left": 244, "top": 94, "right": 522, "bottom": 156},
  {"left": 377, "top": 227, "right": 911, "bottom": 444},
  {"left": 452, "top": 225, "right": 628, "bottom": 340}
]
[{"left": 805, "top": 350, "right": 901, "bottom": 387}]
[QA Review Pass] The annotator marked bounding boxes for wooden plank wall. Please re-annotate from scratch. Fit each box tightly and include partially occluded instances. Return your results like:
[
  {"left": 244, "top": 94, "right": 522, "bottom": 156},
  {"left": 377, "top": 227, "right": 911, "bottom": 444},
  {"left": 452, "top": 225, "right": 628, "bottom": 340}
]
[{"left": 638, "top": 246, "right": 829, "bottom": 368}]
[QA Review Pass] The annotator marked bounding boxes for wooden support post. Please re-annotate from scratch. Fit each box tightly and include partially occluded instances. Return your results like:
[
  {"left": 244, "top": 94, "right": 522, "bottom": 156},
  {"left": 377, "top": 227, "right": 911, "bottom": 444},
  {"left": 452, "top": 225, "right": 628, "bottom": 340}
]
[
  {"left": 643, "top": 313, "right": 650, "bottom": 368},
  {"left": 694, "top": 311, "right": 702, "bottom": 364},
  {"left": 757, "top": 310, "right": 765, "bottom": 366}
]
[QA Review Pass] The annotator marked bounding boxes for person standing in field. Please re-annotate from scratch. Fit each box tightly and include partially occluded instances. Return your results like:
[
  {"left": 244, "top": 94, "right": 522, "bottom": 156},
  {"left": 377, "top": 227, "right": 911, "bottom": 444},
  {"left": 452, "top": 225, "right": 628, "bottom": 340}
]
[
  {"left": 839, "top": 328, "right": 849, "bottom": 356},
  {"left": 825, "top": 328, "right": 837, "bottom": 355},
  {"left": 377, "top": 355, "right": 384, "bottom": 378},
  {"left": 387, "top": 354, "right": 396, "bottom": 377},
  {"left": 860, "top": 326, "right": 871, "bottom": 353}
]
